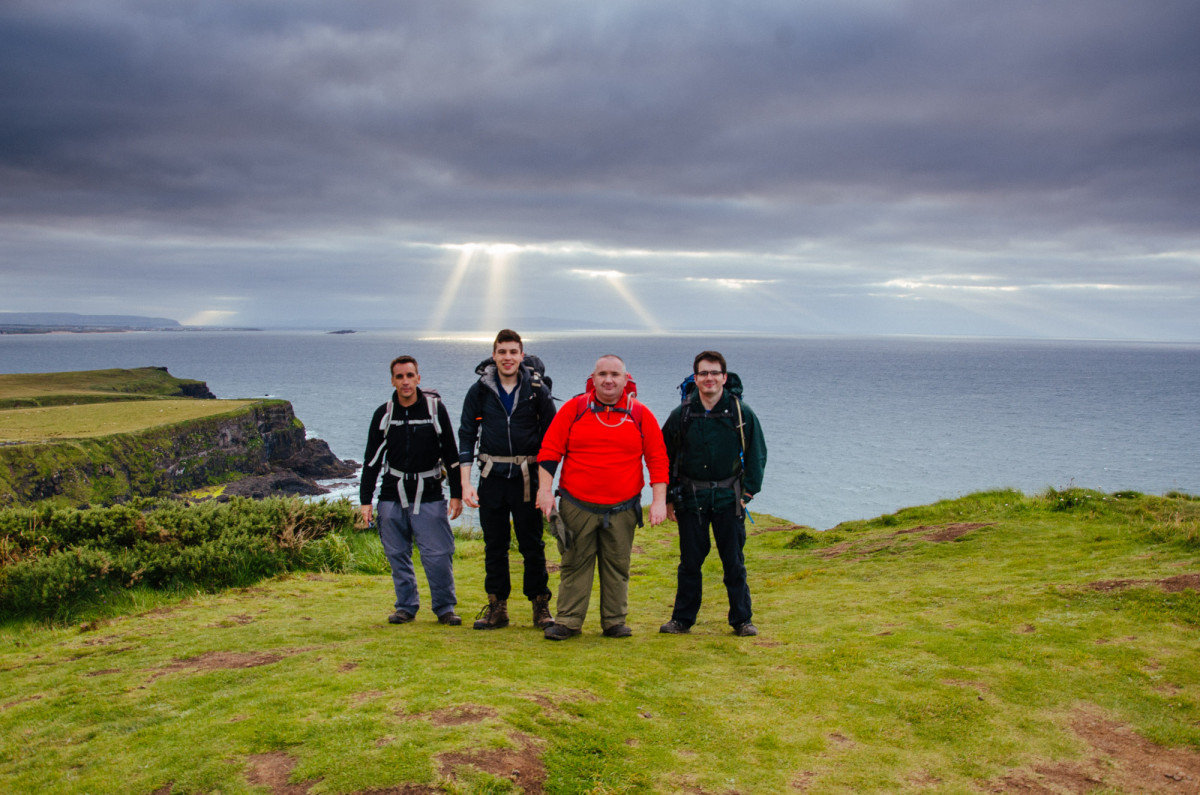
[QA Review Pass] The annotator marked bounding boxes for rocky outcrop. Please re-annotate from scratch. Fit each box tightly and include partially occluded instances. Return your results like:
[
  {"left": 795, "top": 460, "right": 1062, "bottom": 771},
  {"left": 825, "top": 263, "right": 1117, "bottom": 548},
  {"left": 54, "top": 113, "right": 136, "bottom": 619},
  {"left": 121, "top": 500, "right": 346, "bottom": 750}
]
[{"left": 0, "top": 400, "right": 358, "bottom": 506}]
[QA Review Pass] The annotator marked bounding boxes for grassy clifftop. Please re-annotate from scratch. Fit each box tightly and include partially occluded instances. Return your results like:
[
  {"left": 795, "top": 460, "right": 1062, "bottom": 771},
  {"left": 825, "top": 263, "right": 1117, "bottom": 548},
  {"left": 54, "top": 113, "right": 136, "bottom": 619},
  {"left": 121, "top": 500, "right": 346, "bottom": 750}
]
[
  {"left": 0, "top": 368, "right": 309, "bottom": 506},
  {"left": 0, "top": 366, "right": 214, "bottom": 410},
  {"left": 1, "top": 488, "right": 1197, "bottom": 793}
]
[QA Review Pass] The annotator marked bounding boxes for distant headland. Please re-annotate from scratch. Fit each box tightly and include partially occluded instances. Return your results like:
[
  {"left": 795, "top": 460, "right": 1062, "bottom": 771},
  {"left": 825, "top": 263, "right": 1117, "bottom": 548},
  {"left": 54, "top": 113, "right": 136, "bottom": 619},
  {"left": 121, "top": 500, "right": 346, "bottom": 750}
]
[{"left": 0, "top": 312, "right": 261, "bottom": 334}]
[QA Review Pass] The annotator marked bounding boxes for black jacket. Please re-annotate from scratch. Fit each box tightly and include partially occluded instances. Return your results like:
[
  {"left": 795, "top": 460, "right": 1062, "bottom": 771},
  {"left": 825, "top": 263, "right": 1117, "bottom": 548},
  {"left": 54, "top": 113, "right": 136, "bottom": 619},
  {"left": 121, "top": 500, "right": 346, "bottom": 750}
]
[
  {"left": 360, "top": 388, "right": 462, "bottom": 506},
  {"left": 458, "top": 364, "right": 555, "bottom": 480}
]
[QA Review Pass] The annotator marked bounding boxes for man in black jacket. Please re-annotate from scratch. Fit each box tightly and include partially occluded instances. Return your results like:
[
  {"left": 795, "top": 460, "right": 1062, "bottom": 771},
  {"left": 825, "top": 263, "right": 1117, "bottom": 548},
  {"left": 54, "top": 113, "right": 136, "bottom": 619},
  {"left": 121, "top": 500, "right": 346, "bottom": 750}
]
[
  {"left": 360, "top": 355, "right": 463, "bottom": 626},
  {"left": 458, "top": 330, "right": 556, "bottom": 630},
  {"left": 659, "top": 350, "right": 768, "bottom": 637}
]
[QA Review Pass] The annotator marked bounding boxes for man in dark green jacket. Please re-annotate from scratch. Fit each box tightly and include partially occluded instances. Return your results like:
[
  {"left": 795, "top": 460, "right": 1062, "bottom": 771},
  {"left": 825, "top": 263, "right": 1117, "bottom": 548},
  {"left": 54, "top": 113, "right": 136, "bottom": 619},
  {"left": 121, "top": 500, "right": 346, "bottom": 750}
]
[{"left": 660, "top": 351, "right": 767, "bottom": 637}]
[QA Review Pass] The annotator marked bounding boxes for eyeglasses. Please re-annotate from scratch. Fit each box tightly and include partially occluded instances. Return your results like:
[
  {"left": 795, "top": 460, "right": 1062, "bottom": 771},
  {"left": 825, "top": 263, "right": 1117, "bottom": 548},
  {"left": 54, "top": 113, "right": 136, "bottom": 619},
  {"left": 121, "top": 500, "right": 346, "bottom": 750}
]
[{"left": 695, "top": 370, "right": 725, "bottom": 377}]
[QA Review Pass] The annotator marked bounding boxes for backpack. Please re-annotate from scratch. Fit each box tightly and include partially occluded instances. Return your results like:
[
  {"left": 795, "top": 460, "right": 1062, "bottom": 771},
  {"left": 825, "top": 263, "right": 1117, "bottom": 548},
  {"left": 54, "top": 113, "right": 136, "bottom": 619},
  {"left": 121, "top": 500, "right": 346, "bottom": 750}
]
[
  {"left": 365, "top": 389, "right": 445, "bottom": 471},
  {"left": 365, "top": 389, "right": 449, "bottom": 514},
  {"left": 474, "top": 353, "right": 553, "bottom": 398},
  {"left": 570, "top": 377, "right": 646, "bottom": 435},
  {"left": 674, "top": 372, "right": 747, "bottom": 482}
]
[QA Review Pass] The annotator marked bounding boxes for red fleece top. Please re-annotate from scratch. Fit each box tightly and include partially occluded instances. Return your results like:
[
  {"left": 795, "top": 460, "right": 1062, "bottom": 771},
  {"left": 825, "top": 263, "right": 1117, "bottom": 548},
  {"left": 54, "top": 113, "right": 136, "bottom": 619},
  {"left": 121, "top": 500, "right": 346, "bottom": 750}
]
[{"left": 538, "top": 391, "right": 669, "bottom": 505}]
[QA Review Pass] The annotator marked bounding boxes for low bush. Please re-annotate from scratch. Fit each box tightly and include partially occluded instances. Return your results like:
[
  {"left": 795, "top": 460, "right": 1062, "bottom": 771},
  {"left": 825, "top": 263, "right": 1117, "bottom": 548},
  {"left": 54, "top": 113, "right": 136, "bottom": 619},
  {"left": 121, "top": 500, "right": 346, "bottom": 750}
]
[{"left": 0, "top": 497, "right": 356, "bottom": 621}]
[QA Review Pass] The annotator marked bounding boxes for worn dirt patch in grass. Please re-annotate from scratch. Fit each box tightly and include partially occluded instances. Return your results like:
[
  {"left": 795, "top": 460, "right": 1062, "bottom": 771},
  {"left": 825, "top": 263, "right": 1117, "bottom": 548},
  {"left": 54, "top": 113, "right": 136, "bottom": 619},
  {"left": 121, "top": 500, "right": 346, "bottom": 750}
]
[
  {"left": 207, "top": 614, "right": 255, "bottom": 628},
  {"left": 1, "top": 694, "right": 43, "bottom": 710},
  {"left": 1088, "top": 573, "right": 1200, "bottom": 593},
  {"left": 247, "top": 752, "right": 317, "bottom": 795},
  {"left": 520, "top": 688, "right": 600, "bottom": 722},
  {"left": 405, "top": 704, "right": 497, "bottom": 726},
  {"left": 437, "top": 732, "right": 546, "bottom": 795},
  {"left": 750, "top": 523, "right": 808, "bottom": 536},
  {"left": 902, "top": 522, "right": 995, "bottom": 542},
  {"left": 817, "top": 522, "right": 994, "bottom": 560},
  {"left": 246, "top": 751, "right": 441, "bottom": 794},
  {"left": 989, "top": 707, "right": 1200, "bottom": 793},
  {"left": 148, "top": 649, "right": 295, "bottom": 681}
]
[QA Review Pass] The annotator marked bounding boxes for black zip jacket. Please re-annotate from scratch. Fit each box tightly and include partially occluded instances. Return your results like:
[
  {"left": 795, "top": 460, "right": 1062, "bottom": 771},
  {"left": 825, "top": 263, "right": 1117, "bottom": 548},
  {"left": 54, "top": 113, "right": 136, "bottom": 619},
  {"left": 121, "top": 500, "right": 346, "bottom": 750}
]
[
  {"left": 458, "top": 365, "right": 555, "bottom": 479},
  {"left": 360, "top": 388, "right": 462, "bottom": 506}
]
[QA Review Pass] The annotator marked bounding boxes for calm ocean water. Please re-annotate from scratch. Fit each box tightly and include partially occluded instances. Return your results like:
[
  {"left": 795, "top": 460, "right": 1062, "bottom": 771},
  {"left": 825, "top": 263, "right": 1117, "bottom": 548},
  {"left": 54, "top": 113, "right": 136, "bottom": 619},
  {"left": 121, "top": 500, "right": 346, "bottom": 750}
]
[{"left": 3, "top": 330, "right": 1198, "bottom": 529}]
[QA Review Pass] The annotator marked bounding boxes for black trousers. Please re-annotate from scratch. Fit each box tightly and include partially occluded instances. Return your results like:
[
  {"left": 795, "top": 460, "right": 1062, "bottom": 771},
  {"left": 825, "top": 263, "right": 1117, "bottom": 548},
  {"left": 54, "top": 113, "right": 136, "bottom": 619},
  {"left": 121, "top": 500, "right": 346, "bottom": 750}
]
[
  {"left": 671, "top": 501, "right": 753, "bottom": 628},
  {"left": 478, "top": 474, "right": 550, "bottom": 601}
]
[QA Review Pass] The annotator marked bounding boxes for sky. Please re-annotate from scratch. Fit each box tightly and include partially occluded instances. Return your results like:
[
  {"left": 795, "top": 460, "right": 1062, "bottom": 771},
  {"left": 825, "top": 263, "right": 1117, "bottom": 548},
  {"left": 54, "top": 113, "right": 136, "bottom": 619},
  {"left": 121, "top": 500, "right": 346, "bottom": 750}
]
[{"left": 2, "top": 1, "right": 1198, "bottom": 340}]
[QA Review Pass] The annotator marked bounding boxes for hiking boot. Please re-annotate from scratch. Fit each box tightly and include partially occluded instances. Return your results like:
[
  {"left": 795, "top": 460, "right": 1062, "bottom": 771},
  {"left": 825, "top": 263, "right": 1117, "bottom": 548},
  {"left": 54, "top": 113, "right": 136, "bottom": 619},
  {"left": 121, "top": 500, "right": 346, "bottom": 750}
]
[
  {"left": 659, "top": 619, "right": 690, "bottom": 635},
  {"left": 602, "top": 624, "right": 633, "bottom": 638},
  {"left": 531, "top": 593, "right": 554, "bottom": 629},
  {"left": 472, "top": 595, "right": 509, "bottom": 630},
  {"left": 543, "top": 624, "right": 580, "bottom": 641},
  {"left": 437, "top": 611, "right": 462, "bottom": 626},
  {"left": 387, "top": 609, "right": 415, "bottom": 625},
  {"left": 732, "top": 621, "right": 758, "bottom": 637}
]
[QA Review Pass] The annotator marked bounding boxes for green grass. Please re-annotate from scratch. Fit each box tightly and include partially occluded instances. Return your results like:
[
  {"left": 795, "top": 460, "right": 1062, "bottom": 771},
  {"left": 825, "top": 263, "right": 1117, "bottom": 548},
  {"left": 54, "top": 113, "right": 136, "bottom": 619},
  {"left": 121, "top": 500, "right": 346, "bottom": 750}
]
[
  {"left": 0, "top": 399, "right": 257, "bottom": 442},
  {"left": 0, "top": 367, "right": 210, "bottom": 409},
  {"left": 2, "top": 489, "right": 1199, "bottom": 793}
]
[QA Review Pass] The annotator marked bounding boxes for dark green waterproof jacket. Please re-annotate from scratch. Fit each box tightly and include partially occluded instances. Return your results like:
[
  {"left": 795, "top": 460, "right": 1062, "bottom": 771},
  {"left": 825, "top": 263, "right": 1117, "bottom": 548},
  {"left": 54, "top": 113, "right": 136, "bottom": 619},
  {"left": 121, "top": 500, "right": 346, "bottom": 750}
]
[{"left": 662, "top": 373, "right": 767, "bottom": 512}]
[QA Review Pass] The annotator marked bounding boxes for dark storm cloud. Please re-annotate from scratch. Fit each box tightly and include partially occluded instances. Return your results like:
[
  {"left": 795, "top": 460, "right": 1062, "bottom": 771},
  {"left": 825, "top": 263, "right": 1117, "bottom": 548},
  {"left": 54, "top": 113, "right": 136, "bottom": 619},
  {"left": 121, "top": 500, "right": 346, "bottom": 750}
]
[{"left": 1, "top": 0, "right": 1198, "bottom": 337}]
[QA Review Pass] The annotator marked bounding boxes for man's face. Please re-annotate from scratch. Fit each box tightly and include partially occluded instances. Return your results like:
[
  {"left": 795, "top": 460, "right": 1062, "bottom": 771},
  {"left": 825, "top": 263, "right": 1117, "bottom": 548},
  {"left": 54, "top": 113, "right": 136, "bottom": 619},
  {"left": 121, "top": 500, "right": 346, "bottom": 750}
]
[
  {"left": 695, "top": 359, "right": 727, "bottom": 399},
  {"left": 592, "top": 356, "right": 628, "bottom": 404},
  {"left": 391, "top": 362, "right": 421, "bottom": 401},
  {"left": 494, "top": 341, "right": 523, "bottom": 378}
]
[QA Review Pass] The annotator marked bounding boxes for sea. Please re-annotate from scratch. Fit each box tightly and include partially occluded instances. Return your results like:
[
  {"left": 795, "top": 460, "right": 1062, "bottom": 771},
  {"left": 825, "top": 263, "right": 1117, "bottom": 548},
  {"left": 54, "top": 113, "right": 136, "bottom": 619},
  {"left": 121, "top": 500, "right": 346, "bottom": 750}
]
[{"left": 2, "top": 330, "right": 1198, "bottom": 530}]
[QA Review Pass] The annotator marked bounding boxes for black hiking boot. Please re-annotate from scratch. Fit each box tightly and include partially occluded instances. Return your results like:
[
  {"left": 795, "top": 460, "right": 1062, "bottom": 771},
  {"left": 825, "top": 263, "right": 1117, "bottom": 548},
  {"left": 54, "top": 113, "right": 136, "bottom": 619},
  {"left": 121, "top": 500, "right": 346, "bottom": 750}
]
[
  {"left": 732, "top": 621, "right": 758, "bottom": 637},
  {"left": 659, "top": 619, "right": 690, "bottom": 634},
  {"left": 543, "top": 624, "right": 580, "bottom": 641},
  {"left": 387, "top": 609, "right": 415, "bottom": 625},
  {"left": 472, "top": 594, "right": 509, "bottom": 630},
  {"left": 602, "top": 624, "right": 633, "bottom": 638}
]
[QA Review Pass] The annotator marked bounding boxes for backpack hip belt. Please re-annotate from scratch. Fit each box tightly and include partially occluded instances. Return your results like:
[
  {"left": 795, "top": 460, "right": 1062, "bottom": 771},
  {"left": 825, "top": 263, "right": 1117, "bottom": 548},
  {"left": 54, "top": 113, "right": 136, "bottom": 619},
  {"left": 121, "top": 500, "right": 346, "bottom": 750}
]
[
  {"left": 385, "top": 465, "right": 445, "bottom": 515},
  {"left": 477, "top": 453, "right": 535, "bottom": 502},
  {"left": 557, "top": 488, "right": 644, "bottom": 530},
  {"left": 678, "top": 472, "right": 745, "bottom": 518}
]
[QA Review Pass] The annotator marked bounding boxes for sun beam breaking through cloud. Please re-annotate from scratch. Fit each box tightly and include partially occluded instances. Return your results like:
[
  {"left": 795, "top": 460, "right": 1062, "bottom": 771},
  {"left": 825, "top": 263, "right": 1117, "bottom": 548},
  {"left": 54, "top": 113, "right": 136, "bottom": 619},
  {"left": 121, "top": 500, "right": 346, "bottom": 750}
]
[{"left": 571, "top": 269, "right": 663, "bottom": 333}]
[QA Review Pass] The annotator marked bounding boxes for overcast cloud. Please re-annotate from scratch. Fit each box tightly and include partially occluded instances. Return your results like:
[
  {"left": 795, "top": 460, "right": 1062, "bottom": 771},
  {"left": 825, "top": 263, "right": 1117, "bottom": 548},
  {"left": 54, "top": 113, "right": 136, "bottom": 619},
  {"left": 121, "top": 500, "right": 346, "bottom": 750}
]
[{"left": 2, "top": 0, "right": 1198, "bottom": 338}]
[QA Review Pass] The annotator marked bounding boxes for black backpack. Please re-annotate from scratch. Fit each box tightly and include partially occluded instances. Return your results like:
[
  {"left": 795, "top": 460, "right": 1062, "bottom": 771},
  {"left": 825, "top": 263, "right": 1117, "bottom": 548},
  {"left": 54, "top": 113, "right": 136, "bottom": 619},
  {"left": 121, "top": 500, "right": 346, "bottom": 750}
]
[{"left": 474, "top": 353, "right": 553, "bottom": 398}]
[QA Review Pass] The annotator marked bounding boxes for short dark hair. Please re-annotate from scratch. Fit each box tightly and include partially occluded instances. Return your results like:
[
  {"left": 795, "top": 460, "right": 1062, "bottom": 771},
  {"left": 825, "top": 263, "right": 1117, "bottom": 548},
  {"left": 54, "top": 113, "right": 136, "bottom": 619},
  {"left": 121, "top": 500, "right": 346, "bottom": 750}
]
[
  {"left": 493, "top": 329, "right": 523, "bottom": 352},
  {"left": 390, "top": 355, "right": 418, "bottom": 375},
  {"left": 693, "top": 350, "right": 726, "bottom": 374},
  {"left": 595, "top": 354, "right": 626, "bottom": 371}
]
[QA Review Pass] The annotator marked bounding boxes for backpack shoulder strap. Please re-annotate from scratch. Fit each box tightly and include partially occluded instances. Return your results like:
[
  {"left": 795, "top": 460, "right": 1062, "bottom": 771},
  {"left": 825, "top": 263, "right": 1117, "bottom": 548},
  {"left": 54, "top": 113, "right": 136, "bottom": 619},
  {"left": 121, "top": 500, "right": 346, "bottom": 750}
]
[
  {"left": 425, "top": 392, "right": 442, "bottom": 435},
  {"left": 367, "top": 399, "right": 394, "bottom": 468}
]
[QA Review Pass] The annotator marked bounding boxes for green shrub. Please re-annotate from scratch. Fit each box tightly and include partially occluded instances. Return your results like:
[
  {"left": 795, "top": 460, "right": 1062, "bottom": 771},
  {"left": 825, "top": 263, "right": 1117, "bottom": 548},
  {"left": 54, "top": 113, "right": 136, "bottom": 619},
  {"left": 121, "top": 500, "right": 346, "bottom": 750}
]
[{"left": 0, "top": 497, "right": 356, "bottom": 621}]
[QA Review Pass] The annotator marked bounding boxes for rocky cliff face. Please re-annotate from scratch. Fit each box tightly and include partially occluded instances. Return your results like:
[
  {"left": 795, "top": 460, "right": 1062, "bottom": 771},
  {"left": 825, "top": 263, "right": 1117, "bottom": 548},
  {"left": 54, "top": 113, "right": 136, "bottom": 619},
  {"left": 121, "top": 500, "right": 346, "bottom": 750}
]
[{"left": 0, "top": 400, "right": 357, "bottom": 506}]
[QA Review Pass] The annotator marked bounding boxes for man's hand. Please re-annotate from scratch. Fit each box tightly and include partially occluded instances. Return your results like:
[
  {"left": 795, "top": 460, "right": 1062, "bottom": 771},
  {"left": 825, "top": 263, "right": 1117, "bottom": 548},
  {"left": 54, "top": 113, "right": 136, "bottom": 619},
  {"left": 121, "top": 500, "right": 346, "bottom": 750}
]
[
  {"left": 648, "top": 482, "right": 668, "bottom": 526},
  {"left": 536, "top": 486, "right": 555, "bottom": 518},
  {"left": 448, "top": 498, "right": 463, "bottom": 520},
  {"left": 666, "top": 502, "right": 677, "bottom": 523},
  {"left": 359, "top": 504, "right": 373, "bottom": 527},
  {"left": 460, "top": 467, "right": 479, "bottom": 508}
]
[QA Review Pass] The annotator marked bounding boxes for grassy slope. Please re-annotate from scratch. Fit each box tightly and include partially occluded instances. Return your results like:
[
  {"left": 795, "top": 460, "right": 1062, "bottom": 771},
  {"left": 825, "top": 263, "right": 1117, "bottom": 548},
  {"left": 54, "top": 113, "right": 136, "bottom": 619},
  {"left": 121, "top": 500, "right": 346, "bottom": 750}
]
[
  {"left": 0, "top": 368, "right": 243, "bottom": 443},
  {"left": 0, "top": 367, "right": 210, "bottom": 410},
  {"left": 1, "top": 490, "right": 1198, "bottom": 794},
  {"left": 0, "top": 399, "right": 258, "bottom": 442}
]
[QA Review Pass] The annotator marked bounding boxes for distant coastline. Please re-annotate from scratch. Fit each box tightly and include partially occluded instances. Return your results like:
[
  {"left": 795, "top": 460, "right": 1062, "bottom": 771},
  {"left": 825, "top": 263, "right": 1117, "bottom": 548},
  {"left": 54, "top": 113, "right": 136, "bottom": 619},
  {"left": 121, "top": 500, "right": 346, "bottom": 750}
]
[{"left": 0, "top": 312, "right": 261, "bottom": 334}]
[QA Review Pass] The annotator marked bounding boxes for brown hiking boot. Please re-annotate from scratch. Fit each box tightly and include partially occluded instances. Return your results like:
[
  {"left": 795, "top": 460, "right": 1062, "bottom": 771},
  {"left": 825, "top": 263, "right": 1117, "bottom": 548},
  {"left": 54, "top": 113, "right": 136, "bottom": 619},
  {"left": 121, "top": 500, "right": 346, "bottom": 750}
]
[
  {"left": 472, "top": 594, "right": 509, "bottom": 630},
  {"left": 531, "top": 593, "right": 554, "bottom": 629}
]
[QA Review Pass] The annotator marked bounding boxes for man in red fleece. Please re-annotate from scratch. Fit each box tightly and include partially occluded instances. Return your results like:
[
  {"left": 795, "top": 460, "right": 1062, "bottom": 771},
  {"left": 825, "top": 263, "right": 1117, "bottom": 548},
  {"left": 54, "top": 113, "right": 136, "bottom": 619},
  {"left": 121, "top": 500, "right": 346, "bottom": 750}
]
[{"left": 536, "top": 354, "right": 669, "bottom": 640}]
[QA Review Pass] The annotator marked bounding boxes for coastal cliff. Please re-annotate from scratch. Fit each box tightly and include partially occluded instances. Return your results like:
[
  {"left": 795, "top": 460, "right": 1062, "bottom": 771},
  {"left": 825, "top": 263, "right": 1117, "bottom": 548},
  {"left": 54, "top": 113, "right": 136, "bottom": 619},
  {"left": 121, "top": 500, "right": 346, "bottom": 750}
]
[{"left": 0, "top": 368, "right": 357, "bottom": 506}]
